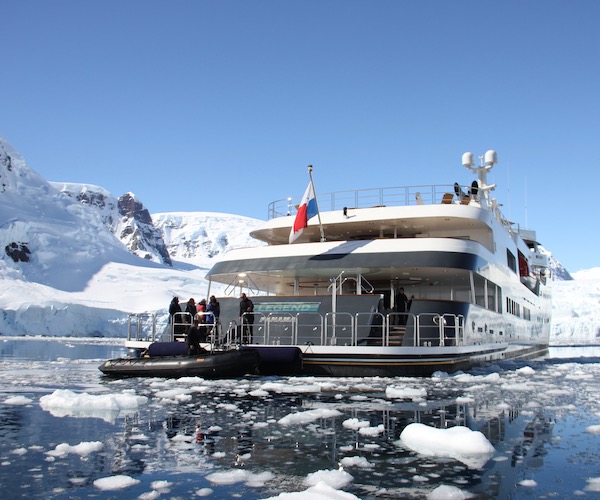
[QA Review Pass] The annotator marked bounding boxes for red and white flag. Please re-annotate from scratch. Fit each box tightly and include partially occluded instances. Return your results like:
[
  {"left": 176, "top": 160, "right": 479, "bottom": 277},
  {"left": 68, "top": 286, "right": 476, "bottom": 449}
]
[{"left": 289, "top": 181, "right": 319, "bottom": 243}]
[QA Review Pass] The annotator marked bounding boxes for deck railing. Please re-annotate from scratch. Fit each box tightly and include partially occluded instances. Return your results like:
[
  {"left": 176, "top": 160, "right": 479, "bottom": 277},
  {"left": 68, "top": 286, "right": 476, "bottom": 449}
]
[
  {"left": 268, "top": 184, "right": 458, "bottom": 219},
  {"left": 127, "top": 310, "right": 465, "bottom": 348},
  {"left": 267, "top": 183, "right": 517, "bottom": 234},
  {"left": 127, "top": 312, "right": 220, "bottom": 344},
  {"left": 127, "top": 313, "right": 157, "bottom": 342},
  {"left": 223, "top": 311, "right": 465, "bottom": 347}
]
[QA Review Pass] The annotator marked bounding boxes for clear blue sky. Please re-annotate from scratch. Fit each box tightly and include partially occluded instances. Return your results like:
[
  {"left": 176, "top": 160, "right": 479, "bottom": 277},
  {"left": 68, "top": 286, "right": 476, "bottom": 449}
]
[{"left": 3, "top": 1, "right": 599, "bottom": 273}]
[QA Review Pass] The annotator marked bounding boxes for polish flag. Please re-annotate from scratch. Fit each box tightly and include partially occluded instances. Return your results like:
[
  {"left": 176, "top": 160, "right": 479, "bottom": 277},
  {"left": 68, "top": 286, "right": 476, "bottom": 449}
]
[{"left": 289, "top": 181, "right": 318, "bottom": 243}]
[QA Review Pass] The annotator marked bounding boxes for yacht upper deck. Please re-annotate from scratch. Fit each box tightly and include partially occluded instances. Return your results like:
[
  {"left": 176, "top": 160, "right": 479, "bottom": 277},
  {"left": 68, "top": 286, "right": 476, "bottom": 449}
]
[
  {"left": 254, "top": 182, "right": 518, "bottom": 248},
  {"left": 267, "top": 184, "right": 474, "bottom": 219}
]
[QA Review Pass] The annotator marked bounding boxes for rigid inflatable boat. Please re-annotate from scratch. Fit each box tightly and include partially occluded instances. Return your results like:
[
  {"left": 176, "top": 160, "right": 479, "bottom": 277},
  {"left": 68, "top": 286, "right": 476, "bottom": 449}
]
[{"left": 99, "top": 342, "right": 260, "bottom": 378}]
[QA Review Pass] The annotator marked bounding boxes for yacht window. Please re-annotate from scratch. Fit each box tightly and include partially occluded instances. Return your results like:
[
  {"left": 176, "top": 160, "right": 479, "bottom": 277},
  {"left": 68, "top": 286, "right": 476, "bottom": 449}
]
[
  {"left": 507, "top": 250, "right": 517, "bottom": 273},
  {"left": 473, "top": 274, "right": 486, "bottom": 307}
]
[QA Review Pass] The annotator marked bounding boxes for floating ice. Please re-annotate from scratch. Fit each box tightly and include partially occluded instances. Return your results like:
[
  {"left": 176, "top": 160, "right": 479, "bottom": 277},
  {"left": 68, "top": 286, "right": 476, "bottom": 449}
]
[
  {"left": 385, "top": 386, "right": 427, "bottom": 401},
  {"left": 138, "top": 491, "right": 160, "bottom": 500},
  {"left": 585, "top": 477, "right": 600, "bottom": 492},
  {"left": 304, "top": 470, "right": 354, "bottom": 489},
  {"left": 358, "top": 424, "right": 384, "bottom": 436},
  {"left": 278, "top": 408, "right": 342, "bottom": 426},
  {"left": 342, "top": 418, "right": 370, "bottom": 430},
  {"left": 249, "top": 389, "right": 270, "bottom": 397},
  {"left": 264, "top": 480, "right": 360, "bottom": 499},
  {"left": 260, "top": 381, "right": 323, "bottom": 394},
  {"left": 40, "top": 388, "right": 147, "bottom": 411},
  {"left": 516, "top": 366, "right": 535, "bottom": 376},
  {"left": 154, "top": 387, "right": 193, "bottom": 401},
  {"left": 427, "top": 484, "right": 474, "bottom": 499},
  {"left": 46, "top": 441, "right": 104, "bottom": 458},
  {"left": 518, "top": 479, "right": 537, "bottom": 487},
  {"left": 39, "top": 388, "right": 148, "bottom": 422},
  {"left": 93, "top": 474, "right": 141, "bottom": 491},
  {"left": 398, "top": 423, "right": 495, "bottom": 469},
  {"left": 205, "top": 469, "right": 274, "bottom": 487},
  {"left": 150, "top": 480, "right": 172, "bottom": 491},
  {"left": 339, "top": 456, "right": 373, "bottom": 468},
  {"left": 3, "top": 395, "right": 33, "bottom": 405}
]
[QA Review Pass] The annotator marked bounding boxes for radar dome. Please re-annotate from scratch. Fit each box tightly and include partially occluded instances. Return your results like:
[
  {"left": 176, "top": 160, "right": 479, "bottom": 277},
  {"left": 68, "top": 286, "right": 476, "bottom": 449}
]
[
  {"left": 484, "top": 150, "right": 498, "bottom": 165},
  {"left": 462, "top": 152, "right": 475, "bottom": 167}
]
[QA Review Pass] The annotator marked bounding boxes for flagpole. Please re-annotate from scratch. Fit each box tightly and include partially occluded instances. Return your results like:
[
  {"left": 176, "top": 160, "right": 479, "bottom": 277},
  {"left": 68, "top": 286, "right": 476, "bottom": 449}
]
[{"left": 308, "top": 165, "right": 326, "bottom": 242}]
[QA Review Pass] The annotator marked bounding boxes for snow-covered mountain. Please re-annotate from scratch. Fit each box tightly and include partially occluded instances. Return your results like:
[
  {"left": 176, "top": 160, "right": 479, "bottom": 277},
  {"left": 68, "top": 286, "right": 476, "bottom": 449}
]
[
  {"left": 0, "top": 135, "right": 597, "bottom": 343},
  {"left": 51, "top": 182, "right": 172, "bottom": 266},
  {"left": 0, "top": 136, "right": 262, "bottom": 336},
  {"left": 541, "top": 246, "right": 573, "bottom": 281},
  {"left": 152, "top": 212, "right": 263, "bottom": 271},
  {"left": 48, "top": 184, "right": 264, "bottom": 271}
]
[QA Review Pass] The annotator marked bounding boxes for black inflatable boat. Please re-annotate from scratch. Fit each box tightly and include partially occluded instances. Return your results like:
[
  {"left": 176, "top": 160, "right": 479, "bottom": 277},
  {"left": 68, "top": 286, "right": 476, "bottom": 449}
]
[{"left": 99, "top": 342, "right": 260, "bottom": 378}]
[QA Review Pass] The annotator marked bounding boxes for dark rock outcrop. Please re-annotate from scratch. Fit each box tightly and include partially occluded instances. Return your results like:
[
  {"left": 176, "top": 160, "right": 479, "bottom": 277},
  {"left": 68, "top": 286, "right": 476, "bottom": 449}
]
[{"left": 5, "top": 242, "right": 31, "bottom": 263}]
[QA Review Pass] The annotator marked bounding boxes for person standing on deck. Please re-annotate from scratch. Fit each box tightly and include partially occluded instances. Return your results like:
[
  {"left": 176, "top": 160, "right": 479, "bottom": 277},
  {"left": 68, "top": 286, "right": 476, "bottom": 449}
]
[
  {"left": 239, "top": 293, "right": 254, "bottom": 343},
  {"left": 168, "top": 296, "right": 180, "bottom": 323},
  {"left": 196, "top": 299, "right": 208, "bottom": 340},
  {"left": 207, "top": 296, "right": 221, "bottom": 340},
  {"left": 395, "top": 288, "right": 409, "bottom": 326},
  {"left": 185, "top": 298, "right": 197, "bottom": 324}
]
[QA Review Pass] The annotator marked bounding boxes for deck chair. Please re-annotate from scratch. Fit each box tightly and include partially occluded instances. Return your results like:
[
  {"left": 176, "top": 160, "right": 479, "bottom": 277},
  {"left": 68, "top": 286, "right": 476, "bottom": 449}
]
[
  {"left": 441, "top": 193, "right": 453, "bottom": 204},
  {"left": 461, "top": 195, "right": 470, "bottom": 205}
]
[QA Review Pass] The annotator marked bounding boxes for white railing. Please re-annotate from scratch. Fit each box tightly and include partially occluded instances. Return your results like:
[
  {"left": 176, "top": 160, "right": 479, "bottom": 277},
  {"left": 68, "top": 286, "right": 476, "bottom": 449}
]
[
  {"left": 128, "top": 311, "right": 465, "bottom": 348},
  {"left": 269, "top": 184, "right": 462, "bottom": 219},
  {"left": 230, "top": 311, "right": 465, "bottom": 348},
  {"left": 127, "top": 313, "right": 157, "bottom": 342}
]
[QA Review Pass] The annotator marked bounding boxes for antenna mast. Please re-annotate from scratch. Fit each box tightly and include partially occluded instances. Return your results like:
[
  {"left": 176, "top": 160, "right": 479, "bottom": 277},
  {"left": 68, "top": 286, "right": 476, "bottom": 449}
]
[{"left": 461, "top": 150, "right": 498, "bottom": 208}]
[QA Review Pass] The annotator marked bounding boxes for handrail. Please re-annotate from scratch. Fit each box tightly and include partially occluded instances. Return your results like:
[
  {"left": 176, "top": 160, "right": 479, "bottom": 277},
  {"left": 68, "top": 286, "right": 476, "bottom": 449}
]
[
  {"left": 328, "top": 270, "right": 375, "bottom": 295},
  {"left": 127, "top": 313, "right": 157, "bottom": 342},
  {"left": 127, "top": 311, "right": 467, "bottom": 349},
  {"left": 268, "top": 184, "right": 462, "bottom": 219},
  {"left": 244, "top": 311, "right": 467, "bottom": 348},
  {"left": 324, "top": 312, "right": 354, "bottom": 346}
]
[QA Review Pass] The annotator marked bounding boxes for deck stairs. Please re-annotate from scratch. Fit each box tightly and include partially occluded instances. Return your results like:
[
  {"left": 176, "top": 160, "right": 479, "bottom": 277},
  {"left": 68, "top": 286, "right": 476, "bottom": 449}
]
[{"left": 388, "top": 325, "right": 406, "bottom": 346}]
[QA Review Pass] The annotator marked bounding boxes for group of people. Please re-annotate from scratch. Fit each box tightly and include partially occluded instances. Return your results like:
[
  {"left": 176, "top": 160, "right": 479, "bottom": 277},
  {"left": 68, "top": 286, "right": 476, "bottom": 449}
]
[
  {"left": 169, "top": 296, "right": 221, "bottom": 324},
  {"left": 169, "top": 295, "right": 221, "bottom": 355},
  {"left": 168, "top": 293, "right": 255, "bottom": 354}
]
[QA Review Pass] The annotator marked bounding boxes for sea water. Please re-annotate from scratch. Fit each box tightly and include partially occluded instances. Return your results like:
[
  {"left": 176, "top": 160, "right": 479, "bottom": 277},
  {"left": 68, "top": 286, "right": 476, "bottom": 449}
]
[{"left": 1, "top": 337, "right": 600, "bottom": 499}]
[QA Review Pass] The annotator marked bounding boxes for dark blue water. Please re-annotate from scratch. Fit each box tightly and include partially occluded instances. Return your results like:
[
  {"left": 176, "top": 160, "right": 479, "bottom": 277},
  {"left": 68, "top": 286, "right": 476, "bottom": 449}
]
[{"left": 1, "top": 337, "right": 600, "bottom": 499}]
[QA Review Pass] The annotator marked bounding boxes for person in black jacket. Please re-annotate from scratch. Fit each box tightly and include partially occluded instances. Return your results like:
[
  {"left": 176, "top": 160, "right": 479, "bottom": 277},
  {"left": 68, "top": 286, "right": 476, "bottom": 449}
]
[
  {"left": 395, "top": 288, "right": 409, "bottom": 325},
  {"left": 239, "top": 293, "right": 254, "bottom": 343},
  {"left": 186, "top": 319, "right": 206, "bottom": 355},
  {"left": 185, "top": 298, "right": 197, "bottom": 324},
  {"left": 168, "top": 296, "right": 180, "bottom": 323},
  {"left": 206, "top": 295, "right": 221, "bottom": 341},
  {"left": 207, "top": 295, "right": 220, "bottom": 321}
]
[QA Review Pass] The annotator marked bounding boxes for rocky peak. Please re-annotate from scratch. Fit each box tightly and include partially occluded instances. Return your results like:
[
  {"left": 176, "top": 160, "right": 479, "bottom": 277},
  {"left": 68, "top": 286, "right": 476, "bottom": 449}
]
[
  {"left": 117, "top": 192, "right": 172, "bottom": 266},
  {"left": 0, "top": 143, "right": 13, "bottom": 193}
]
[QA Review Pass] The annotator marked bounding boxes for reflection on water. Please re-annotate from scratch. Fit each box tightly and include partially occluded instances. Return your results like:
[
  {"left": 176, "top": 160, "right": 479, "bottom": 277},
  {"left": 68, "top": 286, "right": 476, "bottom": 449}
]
[
  {"left": 0, "top": 338, "right": 599, "bottom": 499},
  {"left": 0, "top": 337, "right": 126, "bottom": 361}
]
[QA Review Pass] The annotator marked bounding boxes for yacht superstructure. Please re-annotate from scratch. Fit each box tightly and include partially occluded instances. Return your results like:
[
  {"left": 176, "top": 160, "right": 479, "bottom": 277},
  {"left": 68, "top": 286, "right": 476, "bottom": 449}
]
[{"left": 153, "top": 151, "right": 552, "bottom": 376}]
